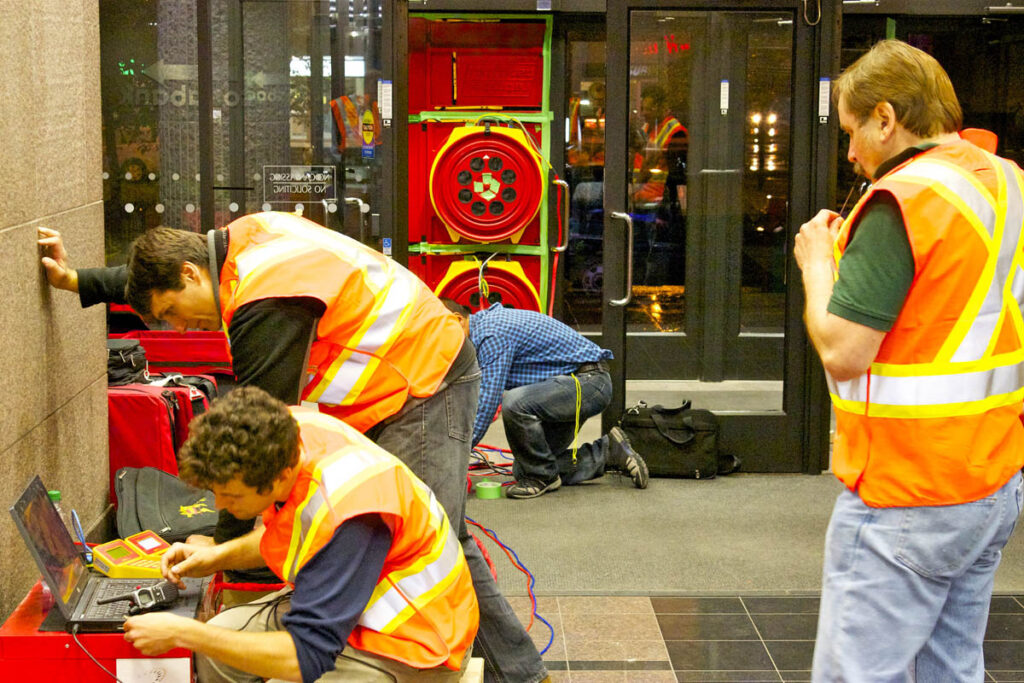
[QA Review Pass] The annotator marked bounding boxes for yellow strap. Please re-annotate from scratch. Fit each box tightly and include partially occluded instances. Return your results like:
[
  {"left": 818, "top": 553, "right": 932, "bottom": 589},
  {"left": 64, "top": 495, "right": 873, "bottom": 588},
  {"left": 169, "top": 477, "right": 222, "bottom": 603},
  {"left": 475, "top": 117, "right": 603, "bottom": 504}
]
[{"left": 569, "top": 373, "right": 582, "bottom": 467}]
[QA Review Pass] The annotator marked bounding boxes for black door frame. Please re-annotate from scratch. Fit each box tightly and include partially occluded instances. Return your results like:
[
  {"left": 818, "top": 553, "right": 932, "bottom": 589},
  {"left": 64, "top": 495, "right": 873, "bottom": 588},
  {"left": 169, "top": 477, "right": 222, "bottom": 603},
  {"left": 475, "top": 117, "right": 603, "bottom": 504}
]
[{"left": 602, "top": 0, "right": 839, "bottom": 473}]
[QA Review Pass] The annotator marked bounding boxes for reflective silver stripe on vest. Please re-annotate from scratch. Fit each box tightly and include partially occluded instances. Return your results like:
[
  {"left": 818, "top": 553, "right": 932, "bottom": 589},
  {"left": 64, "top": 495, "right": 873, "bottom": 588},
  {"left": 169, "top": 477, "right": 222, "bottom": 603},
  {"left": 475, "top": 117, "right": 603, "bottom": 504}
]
[
  {"left": 831, "top": 360, "right": 1024, "bottom": 406},
  {"left": 1013, "top": 263, "right": 1024, "bottom": 315},
  {"left": 358, "top": 519, "right": 462, "bottom": 632},
  {"left": 315, "top": 269, "right": 418, "bottom": 406},
  {"left": 287, "top": 449, "right": 380, "bottom": 582},
  {"left": 888, "top": 160, "right": 996, "bottom": 238},
  {"left": 951, "top": 158, "right": 1024, "bottom": 361},
  {"left": 279, "top": 214, "right": 393, "bottom": 292}
]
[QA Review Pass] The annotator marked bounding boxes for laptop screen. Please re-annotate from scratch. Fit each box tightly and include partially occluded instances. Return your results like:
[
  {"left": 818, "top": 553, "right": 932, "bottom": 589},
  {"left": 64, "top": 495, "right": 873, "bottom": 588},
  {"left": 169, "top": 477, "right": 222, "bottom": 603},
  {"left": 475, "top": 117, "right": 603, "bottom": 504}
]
[{"left": 9, "top": 476, "right": 89, "bottom": 619}]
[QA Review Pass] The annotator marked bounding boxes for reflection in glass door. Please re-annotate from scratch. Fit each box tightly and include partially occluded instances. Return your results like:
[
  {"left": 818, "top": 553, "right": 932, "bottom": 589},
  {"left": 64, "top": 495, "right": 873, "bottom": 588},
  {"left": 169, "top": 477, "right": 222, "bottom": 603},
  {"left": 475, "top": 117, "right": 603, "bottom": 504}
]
[
  {"left": 603, "top": 2, "right": 825, "bottom": 473},
  {"left": 211, "top": 0, "right": 385, "bottom": 245},
  {"left": 619, "top": 11, "right": 792, "bottom": 382}
]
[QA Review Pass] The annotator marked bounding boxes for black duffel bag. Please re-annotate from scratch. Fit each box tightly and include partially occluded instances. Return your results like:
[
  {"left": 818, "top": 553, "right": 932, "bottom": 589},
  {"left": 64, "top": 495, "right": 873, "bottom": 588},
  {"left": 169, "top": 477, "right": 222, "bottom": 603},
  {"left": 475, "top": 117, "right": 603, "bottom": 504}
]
[
  {"left": 619, "top": 400, "right": 738, "bottom": 479},
  {"left": 107, "top": 338, "right": 148, "bottom": 386}
]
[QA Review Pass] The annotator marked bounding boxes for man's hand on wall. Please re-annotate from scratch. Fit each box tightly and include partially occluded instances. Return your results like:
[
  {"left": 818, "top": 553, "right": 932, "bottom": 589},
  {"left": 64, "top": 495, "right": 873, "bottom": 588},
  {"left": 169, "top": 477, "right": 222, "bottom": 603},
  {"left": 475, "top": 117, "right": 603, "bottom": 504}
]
[{"left": 37, "top": 227, "right": 79, "bottom": 293}]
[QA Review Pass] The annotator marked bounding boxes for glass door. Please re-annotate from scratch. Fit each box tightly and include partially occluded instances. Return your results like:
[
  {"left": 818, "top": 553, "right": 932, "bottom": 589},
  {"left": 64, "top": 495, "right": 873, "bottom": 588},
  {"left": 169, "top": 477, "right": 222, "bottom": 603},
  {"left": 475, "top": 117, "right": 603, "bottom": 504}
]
[
  {"left": 603, "top": 1, "right": 825, "bottom": 471},
  {"left": 210, "top": 0, "right": 385, "bottom": 245}
]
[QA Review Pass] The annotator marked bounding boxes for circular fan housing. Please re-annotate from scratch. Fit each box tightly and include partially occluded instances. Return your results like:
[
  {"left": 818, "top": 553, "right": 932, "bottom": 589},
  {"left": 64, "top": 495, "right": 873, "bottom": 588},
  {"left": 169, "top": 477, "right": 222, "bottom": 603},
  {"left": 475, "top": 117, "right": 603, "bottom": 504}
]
[{"left": 429, "top": 126, "right": 545, "bottom": 243}]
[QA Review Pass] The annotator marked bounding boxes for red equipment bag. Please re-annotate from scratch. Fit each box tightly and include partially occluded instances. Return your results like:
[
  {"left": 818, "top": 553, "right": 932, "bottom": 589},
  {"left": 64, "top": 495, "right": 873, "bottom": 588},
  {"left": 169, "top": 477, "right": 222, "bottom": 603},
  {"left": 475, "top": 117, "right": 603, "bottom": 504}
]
[
  {"left": 109, "top": 330, "right": 233, "bottom": 377},
  {"left": 107, "top": 376, "right": 218, "bottom": 503},
  {"left": 107, "top": 384, "right": 179, "bottom": 503}
]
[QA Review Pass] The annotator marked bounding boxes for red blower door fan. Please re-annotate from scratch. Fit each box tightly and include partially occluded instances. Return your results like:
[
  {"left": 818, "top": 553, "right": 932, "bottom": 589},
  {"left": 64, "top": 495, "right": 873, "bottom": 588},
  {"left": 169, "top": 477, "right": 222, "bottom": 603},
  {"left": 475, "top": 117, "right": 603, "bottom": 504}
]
[{"left": 429, "top": 125, "right": 545, "bottom": 243}]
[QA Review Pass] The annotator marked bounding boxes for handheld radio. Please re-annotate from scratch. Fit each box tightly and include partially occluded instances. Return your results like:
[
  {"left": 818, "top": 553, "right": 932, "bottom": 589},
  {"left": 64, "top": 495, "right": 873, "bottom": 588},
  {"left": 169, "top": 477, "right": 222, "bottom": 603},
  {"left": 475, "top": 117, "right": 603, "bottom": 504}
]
[{"left": 95, "top": 579, "right": 180, "bottom": 616}]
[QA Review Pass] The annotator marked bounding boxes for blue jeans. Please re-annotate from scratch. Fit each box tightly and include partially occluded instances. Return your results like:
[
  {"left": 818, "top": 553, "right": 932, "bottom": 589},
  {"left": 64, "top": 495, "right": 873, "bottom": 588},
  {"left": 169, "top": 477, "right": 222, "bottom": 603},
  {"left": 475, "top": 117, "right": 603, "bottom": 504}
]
[
  {"left": 369, "top": 351, "right": 548, "bottom": 683},
  {"left": 502, "top": 368, "right": 613, "bottom": 484},
  {"left": 812, "top": 472, "right": 1024, "bottom": 683}
]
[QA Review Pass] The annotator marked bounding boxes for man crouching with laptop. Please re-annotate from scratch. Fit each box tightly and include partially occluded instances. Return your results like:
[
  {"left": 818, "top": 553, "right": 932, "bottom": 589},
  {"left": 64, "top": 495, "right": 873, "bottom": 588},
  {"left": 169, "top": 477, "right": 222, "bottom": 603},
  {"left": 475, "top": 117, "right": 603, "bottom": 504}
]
[{"left": 122, "top": 386, "right": 478, "bottom": 682}]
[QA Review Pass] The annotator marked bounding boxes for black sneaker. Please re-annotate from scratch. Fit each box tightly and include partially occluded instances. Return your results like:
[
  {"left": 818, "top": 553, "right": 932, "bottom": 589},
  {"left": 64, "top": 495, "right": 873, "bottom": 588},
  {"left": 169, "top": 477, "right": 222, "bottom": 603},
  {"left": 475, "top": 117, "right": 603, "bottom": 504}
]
[
  {"left": 506, "top": 475, "right": 562, "bottom": 499},
  {"left": 608, "top": 427, "right": 649, "bottom": 489}
]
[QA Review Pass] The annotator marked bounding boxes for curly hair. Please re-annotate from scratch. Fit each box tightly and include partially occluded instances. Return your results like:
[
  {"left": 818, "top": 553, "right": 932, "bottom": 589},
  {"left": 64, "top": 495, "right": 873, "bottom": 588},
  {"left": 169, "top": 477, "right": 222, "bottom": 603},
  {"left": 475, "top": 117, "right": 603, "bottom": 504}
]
[
  {"left": 178, "top": 387, "right": 300, "bottom": 494},
  {"left": 125, "top": 227, "right": 208, "bottom": 317}
]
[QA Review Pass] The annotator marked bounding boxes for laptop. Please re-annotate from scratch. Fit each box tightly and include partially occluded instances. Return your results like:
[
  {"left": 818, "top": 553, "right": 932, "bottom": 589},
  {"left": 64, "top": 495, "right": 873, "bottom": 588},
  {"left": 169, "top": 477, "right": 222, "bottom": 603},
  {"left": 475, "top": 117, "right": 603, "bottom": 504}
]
[{"left": 9, "top": 475, "right": 206, "bottom": 633}]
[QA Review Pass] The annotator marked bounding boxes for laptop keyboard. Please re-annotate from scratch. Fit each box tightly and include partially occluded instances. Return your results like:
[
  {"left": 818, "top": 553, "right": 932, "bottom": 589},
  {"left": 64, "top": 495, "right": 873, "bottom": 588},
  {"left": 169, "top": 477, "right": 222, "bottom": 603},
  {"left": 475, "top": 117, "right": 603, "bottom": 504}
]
[{"left": 83, "top": 579, "right": 160, "bottom": 620}]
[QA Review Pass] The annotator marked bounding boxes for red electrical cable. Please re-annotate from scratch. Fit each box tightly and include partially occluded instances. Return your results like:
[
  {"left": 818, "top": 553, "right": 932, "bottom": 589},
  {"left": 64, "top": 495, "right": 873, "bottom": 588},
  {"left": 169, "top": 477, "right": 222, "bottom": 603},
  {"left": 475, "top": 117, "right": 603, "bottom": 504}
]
[{"left": 465, "top": 517, "right": 537, "bottom": 632}]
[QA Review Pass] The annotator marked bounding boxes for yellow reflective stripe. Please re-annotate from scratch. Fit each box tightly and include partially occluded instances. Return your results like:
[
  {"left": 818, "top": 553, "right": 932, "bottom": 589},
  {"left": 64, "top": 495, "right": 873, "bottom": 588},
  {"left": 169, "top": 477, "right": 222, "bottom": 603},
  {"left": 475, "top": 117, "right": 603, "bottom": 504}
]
[
  {"left": 305, "top": 270, "right": 419, "bottom": 405},
  {"left": 359, "top": 520, "right": 464, "bottom": 633},
  {"left": 952, "top": 157, "right": 1024, "bottom": 362},
  {"left": 282, "top": 476, "right": 325, "bottom": 583},
  {"left": 284, "top": 449, "right": 390, "bottom": 580},
  {"left": 653, "top": 120, "right": 683, "bottom": 148},
  {"left": 862, "top": 388, "right": 1024, "bottom": 418},
  {"left": 871, "top": 347, "right": 1024, "bottom": 377}
]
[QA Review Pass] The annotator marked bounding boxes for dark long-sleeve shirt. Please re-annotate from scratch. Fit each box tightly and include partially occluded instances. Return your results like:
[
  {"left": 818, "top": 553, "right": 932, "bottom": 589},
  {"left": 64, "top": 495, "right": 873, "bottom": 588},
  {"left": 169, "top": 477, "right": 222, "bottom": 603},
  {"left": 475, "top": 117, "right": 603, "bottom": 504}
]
[{"left": 283, "top": 513, "right": 391, "bottom": 682}]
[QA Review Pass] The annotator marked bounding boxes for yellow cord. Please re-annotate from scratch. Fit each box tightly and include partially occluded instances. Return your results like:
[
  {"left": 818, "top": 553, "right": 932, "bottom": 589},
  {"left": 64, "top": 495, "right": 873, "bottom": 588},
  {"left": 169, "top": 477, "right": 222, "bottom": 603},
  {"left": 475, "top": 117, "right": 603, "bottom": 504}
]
[{"left": 570, "top": 373, "right": 582, "bottom": 468}]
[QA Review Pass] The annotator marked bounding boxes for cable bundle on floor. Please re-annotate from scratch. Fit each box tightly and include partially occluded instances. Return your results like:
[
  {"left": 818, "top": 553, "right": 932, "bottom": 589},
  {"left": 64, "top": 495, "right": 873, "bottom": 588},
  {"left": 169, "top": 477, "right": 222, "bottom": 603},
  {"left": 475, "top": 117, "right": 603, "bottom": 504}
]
[{"left": 465, "top": 515, "right": 554, "bottom": 655}]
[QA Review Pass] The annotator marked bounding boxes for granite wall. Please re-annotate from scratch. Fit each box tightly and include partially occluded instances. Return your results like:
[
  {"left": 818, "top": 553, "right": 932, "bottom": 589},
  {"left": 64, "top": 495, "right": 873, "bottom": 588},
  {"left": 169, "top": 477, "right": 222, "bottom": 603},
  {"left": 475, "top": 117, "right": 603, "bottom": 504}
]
[{"left": 0, "top": 1, "right": 107, "bottom": 620}]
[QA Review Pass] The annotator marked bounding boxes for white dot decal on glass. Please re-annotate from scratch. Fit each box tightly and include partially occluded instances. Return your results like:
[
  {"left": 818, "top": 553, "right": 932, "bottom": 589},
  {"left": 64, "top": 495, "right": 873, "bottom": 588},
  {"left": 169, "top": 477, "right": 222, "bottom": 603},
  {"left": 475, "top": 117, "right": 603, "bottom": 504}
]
[
  {"left": 155, "top": 204, "right": 165, "bottom": 214},
  {"left": 253, "top": 173, "right": 261, "bottom": 181},
  {"left": 195, "top": 173, "right": 201, "bottom": 182},
  {"left": 172, "top": 173, "right": 180, "bottom": 181},
  {"left": 228, "top": 202, "right": 239, "bottom": 212},
  {"left": 327, "top": 203, "right": 337, "bottom": 213},
  {"left": 262, "top": 203, "right": 271, "bottom": 212},
  {"left": 102, "top": 172, "right": 110, "bottom": 180},
  {"left": 185, "top": 203, "right": 196, "bottom": 213},
  {"left": 124, "top": 203, "right": 135, "bottom": 213},
  {"left": 125, "top": 172, "right": 133, "bottom": 180},
  {"left": 217, "top": 174, "right": 224, "bottom": 182},
  {"left": 295, "top": 203, "right": 304, "bottom": 213},
  {"left": 148, "top": 173, "right": 156, "bottom": 181}
]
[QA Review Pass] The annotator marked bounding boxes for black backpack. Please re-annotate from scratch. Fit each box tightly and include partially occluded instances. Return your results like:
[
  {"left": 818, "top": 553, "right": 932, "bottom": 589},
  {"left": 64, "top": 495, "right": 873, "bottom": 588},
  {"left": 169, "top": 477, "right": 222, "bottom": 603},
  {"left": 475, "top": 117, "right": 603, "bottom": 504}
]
[{"left": 114, "top": 467, "right": 218, "bottom": 542}]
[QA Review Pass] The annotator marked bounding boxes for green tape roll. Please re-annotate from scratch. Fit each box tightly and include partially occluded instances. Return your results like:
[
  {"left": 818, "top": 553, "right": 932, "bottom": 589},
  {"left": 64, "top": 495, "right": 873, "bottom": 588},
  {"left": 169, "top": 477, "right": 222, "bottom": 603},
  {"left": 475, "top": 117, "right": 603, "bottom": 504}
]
[{"left": 475, "top": 481, "right": 503, "bottom": 500}]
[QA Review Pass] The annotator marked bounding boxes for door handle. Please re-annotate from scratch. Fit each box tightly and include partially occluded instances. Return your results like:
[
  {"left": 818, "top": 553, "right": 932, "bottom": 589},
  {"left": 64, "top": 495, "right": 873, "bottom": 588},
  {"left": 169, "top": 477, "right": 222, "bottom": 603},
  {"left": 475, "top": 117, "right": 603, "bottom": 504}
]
[
  {"left": 345, "top": 197, "right": 369, "bottom": 242},
  {"left": 610, "top": 211, "right": 634, "bottom": 306},
  {"left": 552, "top": 179, "right": 569, "bottom": 253}
]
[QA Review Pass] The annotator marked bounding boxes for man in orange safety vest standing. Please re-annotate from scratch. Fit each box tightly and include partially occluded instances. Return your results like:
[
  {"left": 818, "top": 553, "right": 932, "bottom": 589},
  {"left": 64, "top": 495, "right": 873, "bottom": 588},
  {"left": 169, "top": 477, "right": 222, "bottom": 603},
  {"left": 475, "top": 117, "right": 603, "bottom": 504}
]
[{"left": 795, "top": 40, "right": 1024, "bottom": 680}]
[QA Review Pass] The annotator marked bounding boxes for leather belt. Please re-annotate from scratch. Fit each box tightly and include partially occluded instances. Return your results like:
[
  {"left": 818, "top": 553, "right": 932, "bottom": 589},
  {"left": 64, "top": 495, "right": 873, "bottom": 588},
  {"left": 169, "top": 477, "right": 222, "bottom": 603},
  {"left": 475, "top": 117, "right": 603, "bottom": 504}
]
[{"left": 575, "top": 360, "right": 609, "bottom": 375}]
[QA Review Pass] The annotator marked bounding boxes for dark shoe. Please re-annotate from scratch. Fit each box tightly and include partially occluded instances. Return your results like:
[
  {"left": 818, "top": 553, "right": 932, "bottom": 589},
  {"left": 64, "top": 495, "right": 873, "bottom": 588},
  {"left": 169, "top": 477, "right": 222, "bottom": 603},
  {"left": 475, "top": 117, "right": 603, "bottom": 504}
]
[
  {"left": 506, "top": 475, "right": 562, "bottom": 499},
  {"left": 608, "top": 427, "right": 649, "bottom": 489}
]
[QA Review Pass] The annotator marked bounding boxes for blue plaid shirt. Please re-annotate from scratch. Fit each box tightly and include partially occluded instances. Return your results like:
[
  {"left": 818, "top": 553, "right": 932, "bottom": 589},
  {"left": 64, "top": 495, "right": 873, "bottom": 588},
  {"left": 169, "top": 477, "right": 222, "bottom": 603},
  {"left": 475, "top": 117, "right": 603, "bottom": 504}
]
[{"left": 468, "top": 305, "right": 613, "bottom": 445}]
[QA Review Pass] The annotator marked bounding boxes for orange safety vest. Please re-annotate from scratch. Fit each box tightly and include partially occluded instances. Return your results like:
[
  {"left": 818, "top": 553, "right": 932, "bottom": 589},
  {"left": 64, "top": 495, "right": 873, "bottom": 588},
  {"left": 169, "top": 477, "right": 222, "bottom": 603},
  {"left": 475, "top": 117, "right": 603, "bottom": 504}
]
[
  {"left": 632, "top": 116, "right": 686, "bottom": 203},
  {"left": 830, "top": 140, "right": 1024, "bottom": 507},
  {"left": 261, "top": 407, "right": 478, "bottom": 670},
  {"left": 330, "top": 95, "right": 382, "bottom": 151},
  {"left": 218, "top": 212, "right": 466, "bottom": 432}
]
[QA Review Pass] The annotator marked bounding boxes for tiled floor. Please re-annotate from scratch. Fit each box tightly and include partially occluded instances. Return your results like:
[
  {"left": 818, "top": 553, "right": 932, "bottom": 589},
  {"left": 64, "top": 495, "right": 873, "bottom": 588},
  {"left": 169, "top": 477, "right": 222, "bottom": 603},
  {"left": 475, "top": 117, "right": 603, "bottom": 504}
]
[{"left": 507, "top": 594, "right": 1024, "bottom": 682}]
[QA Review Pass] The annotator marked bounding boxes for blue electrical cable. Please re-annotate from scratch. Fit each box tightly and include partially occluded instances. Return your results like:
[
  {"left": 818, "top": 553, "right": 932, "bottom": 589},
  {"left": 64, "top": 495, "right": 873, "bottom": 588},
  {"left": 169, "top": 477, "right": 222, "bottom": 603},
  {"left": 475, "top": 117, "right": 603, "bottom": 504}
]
[{"left": 465, "top": 515, "right": 555, "bottom": 655}]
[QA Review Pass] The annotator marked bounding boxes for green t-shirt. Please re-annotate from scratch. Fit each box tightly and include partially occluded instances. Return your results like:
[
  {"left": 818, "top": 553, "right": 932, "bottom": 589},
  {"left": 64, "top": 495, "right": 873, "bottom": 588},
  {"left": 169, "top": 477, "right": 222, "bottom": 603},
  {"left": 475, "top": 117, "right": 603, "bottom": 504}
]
[{"left": 827, "top": 144, "right": 939, "bottom": 332}]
